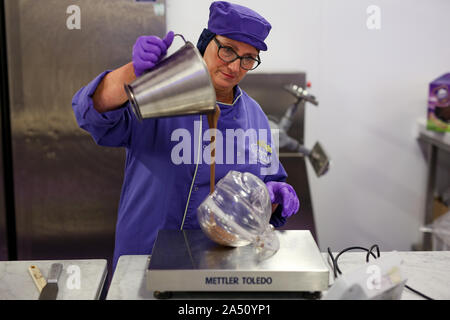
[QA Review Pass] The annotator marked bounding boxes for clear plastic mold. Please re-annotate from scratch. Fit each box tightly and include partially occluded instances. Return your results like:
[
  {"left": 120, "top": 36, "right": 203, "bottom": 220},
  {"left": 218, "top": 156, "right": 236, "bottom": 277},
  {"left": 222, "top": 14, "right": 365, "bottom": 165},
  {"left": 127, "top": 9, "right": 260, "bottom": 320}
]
[{"left": 197, "top": 170, "right": 280, "bottom": 254}]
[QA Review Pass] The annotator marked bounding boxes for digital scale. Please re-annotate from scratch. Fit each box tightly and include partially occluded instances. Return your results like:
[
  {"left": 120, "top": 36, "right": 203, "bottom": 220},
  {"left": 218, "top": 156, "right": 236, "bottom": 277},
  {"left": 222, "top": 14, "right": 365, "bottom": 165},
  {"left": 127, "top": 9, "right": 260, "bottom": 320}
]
[{"left": 147, "top": 230, "right": 330, "bottom": 299}]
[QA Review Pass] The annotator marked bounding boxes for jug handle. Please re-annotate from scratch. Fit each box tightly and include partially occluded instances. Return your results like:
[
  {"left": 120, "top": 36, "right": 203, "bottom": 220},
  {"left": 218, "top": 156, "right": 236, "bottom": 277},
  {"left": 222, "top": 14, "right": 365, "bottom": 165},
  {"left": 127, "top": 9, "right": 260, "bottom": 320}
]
[{"left": 173, "top": 33, "right": 187, "bottom": 45}]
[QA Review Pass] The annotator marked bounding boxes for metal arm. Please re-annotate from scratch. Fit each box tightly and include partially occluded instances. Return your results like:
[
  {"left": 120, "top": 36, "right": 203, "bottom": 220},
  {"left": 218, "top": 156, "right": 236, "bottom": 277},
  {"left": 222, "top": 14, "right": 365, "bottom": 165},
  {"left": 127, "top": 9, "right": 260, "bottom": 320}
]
[{"left": 268, "top": 83, "right": 330, "bottom": 177}]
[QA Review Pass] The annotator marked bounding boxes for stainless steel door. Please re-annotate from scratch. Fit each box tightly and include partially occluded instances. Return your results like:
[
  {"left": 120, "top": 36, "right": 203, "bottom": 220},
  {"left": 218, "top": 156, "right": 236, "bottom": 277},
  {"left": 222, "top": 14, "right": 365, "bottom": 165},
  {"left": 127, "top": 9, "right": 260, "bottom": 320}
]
[
  {"left": 4, "top": 0, "right": 166, "bottom": 261},
  {"left": 0, "top": 0, "right": 11, "bottom": 261},
  {"left": 0, "top": 113, "right": 6, "bottom": 260}
]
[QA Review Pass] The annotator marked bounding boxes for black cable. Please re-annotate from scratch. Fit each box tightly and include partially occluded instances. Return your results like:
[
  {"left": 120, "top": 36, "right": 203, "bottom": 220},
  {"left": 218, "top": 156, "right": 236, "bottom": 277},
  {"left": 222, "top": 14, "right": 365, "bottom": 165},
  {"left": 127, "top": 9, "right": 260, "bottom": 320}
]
[
  {"left": 327, "top": 247, "right": 338, "bottom": 279},
  {"left": 334, "top": 246, "right": 378, "bottom": 275},
  {"left": 366, "top": 244, "right": 380, "bottom": 263},
  {"left": 404, "top": 284, "right": 433, "bottom": 300}
]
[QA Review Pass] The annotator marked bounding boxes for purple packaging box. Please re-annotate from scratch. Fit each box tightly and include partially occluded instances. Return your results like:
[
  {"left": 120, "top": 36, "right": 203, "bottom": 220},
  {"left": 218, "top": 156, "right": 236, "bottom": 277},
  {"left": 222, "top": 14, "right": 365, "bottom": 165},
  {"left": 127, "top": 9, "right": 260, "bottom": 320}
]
[{"left": 427, "top": 73, "right": 450, "bottom": 132}]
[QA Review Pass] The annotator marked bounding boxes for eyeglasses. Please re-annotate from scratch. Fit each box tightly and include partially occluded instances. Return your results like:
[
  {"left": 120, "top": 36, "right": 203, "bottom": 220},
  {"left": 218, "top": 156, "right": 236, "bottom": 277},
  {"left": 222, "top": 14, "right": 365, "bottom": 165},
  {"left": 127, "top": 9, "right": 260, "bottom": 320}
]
[{"left": 213, "top": 38, "right": 261, "bottom": 71}]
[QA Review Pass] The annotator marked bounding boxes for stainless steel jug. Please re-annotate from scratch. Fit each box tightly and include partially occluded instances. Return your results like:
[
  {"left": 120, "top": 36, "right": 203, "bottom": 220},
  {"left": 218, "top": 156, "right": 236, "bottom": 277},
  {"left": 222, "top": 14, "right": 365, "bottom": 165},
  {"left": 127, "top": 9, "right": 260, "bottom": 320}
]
[{"left": 124, "top": 34, "right": 217, "bottom": 120}]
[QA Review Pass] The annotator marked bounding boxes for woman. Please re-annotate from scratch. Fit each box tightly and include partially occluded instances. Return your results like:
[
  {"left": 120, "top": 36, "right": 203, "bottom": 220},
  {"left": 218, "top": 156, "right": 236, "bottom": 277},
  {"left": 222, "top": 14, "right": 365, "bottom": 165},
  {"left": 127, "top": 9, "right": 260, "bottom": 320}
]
[{"left": 72, "top": 1, "right": 299, "bottom": 273}]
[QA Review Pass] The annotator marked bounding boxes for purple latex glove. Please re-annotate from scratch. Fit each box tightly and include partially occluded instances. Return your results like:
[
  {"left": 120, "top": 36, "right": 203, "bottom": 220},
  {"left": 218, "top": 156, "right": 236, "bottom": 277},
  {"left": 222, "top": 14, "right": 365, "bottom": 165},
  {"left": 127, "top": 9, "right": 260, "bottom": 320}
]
[
  {"left": 132, "top": 31, "right": 175, "bottom": 77},
  {"left": 266, "top": 181, "right": 300, "bottom": 218}
]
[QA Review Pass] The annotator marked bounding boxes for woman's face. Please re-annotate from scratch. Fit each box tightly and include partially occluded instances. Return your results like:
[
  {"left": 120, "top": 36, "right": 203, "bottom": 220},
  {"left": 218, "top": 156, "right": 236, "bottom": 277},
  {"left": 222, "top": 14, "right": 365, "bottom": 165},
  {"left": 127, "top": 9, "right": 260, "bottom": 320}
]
[{"left": 203, "top": 35, "right": 259, "bottom": 94}]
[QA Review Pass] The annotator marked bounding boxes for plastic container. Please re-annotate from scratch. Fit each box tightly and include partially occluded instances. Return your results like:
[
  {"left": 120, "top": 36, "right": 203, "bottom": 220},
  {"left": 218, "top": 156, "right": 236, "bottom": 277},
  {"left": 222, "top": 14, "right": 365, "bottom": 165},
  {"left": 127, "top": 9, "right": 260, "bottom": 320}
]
[{"left": 197, "top": 170, "right": 280, "bottom": 253}]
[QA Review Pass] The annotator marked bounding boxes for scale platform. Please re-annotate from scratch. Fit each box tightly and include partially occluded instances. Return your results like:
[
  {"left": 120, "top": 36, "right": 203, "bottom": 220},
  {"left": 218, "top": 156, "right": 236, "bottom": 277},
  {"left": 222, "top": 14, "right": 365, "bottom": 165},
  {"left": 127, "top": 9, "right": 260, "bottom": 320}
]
[{"left": 147, "top": 230, "right": 329, "bottom": 297}]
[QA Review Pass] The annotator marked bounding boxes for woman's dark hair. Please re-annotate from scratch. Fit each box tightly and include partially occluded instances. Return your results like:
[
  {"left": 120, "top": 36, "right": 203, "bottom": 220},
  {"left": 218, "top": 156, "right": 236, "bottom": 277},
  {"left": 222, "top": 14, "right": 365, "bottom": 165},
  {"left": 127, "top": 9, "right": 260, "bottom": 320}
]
[{"left": 196, "top": 28, "right": 216, "bottom": 56}]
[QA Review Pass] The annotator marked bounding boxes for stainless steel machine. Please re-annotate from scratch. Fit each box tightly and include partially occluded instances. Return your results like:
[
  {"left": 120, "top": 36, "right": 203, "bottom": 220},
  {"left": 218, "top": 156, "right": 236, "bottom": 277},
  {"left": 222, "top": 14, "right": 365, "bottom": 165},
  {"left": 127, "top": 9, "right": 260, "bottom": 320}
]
[
  {"left": 147, "top": 230, "right": 329, "bottom": 299},
  {"left": 239, "top": 74, "right": 325, "bottom": 240}
]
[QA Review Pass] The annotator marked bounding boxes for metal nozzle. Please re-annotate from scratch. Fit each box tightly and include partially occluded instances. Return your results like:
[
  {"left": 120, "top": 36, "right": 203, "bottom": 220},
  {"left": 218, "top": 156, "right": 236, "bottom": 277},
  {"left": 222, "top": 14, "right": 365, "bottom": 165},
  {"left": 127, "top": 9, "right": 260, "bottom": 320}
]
[{"left": 283, "top": 83, "right": 318, "bottom": 106}]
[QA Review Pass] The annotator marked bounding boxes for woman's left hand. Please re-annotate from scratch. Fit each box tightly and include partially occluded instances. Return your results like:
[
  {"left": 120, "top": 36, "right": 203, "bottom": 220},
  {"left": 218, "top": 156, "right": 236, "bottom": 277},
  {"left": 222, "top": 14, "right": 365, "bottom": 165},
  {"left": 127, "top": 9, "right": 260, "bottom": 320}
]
[{"left": 266, "top": 181, "right": 300, "bottom": 218}]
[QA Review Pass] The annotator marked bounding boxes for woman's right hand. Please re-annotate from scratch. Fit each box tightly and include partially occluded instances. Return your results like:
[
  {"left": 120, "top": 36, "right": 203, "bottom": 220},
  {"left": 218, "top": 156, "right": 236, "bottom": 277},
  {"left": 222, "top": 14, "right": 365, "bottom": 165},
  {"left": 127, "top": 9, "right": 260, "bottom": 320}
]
[{"left": 132, "top": 31, "right": 175, "bottom": 77}]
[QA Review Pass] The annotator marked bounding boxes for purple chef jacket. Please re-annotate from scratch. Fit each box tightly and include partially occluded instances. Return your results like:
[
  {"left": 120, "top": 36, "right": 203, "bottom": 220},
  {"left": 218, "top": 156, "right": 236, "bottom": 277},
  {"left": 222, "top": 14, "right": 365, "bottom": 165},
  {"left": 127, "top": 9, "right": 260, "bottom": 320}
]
[{"left": 72, "top": 71, "right": 288, "bottom": 272}]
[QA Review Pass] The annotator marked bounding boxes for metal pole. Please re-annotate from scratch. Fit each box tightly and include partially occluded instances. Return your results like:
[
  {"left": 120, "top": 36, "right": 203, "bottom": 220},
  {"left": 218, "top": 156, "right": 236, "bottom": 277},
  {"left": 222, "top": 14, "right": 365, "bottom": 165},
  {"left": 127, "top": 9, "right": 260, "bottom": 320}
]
[{"left": 423, "top": 143, "right": 438, "bottom": 250}]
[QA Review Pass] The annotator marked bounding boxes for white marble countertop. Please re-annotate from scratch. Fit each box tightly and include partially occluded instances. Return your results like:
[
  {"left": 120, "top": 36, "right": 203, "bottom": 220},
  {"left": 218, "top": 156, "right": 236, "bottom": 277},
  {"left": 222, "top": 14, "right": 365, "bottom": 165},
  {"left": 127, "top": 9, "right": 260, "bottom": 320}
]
[
  {"left": 0, "top": 259, "right": 107, "bottom": 300},
  {"left": 324, "top": 251, "right": 450, "bottom": 300},
  {"left": 106, "top": 251, "right": 450, "bottom": 300}
]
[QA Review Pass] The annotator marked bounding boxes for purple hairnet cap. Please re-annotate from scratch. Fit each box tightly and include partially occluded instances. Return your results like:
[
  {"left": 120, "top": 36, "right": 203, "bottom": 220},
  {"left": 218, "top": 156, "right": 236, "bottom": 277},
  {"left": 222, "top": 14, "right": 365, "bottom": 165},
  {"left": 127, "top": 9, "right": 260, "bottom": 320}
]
[{"left": 208, "top": 1, "right": 272, "bottom": 51}]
